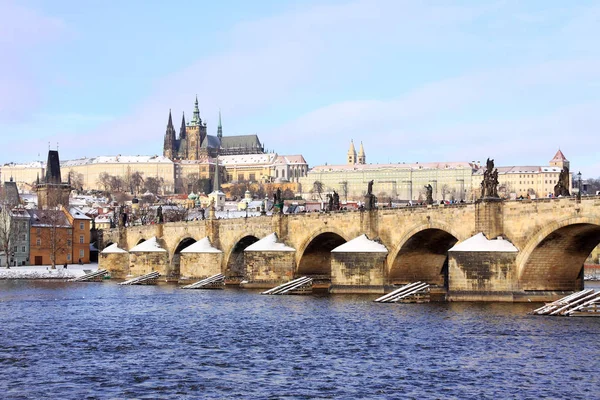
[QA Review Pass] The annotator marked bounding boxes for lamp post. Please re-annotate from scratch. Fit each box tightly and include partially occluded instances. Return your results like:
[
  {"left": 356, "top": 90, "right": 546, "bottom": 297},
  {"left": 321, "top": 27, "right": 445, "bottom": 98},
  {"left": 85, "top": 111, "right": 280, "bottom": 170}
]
[{"left": 577, "top": 171, "right": 582, "bottom": 201}]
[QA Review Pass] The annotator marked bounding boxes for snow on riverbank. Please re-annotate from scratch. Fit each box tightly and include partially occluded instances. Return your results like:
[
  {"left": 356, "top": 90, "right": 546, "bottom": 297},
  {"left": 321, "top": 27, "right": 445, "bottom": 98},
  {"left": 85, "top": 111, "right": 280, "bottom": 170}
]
[{"left": 0, "top": 264, "right": 99, "bottom": 280}]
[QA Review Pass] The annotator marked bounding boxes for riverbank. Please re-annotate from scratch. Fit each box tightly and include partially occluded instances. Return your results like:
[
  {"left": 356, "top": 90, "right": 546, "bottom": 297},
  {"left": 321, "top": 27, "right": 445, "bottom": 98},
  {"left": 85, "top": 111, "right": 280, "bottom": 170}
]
[{"left": 0, "top": 264, "right": 99, "bottom": 279}]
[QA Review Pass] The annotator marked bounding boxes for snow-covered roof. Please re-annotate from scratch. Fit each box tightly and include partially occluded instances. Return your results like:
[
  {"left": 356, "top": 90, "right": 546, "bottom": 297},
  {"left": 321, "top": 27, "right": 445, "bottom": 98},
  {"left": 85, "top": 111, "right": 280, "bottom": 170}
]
[
  {"left": 245, "top": 233, "right": 295, "bottom": 252},
  {"left": 1, "top": 161, "right": 44, "bottom": 168},
  {"left": 62, "top": 155, "right": 173, "bottom": 167},
  {"left": 309, "top": 161, "right": 475, "bottom": 173},
  {"left": 180, "top": 237, "right": 222, "bottom": 253},
  {"left": 69, "top": 207, "right": 92, "bottom": 220},
  {"left": 331, "top": 234, "right": 388, "bottom": 253},
  {"left": 101, "top": 243, "right": 127, "bottom": 254},
  {"left": 129, "top": 237, "right": 166, "bottom": 252},
  {"left": 449, "top": 233, "right": 518, "bottom": 252},
  {"left": 272, "top": 154, "right": 307, "bottom": 165},
  {"left": 218, "top": 153, "right": 276, "bottom": 166}
]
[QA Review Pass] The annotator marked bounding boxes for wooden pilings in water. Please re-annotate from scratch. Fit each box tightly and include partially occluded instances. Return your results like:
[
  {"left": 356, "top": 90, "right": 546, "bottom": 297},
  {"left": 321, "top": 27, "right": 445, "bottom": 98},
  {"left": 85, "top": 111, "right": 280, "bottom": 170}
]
[
  {"left": 119, "top": 271, "right": 160, "bottom": 286},
  {"left": 261, "top": 276, "right": 313, "bottom": 295},
  {"left": 374, "top": 282, "right": 430, "bottom": 303},
  {"left": 532, "top": 289, "right": 600, "bottom": 317},
  {"left": 69, "top": 269, "right": 109, "bottom": 282},
  {"left": 181, "top": 274, "right": 225, "bottom": 289}
]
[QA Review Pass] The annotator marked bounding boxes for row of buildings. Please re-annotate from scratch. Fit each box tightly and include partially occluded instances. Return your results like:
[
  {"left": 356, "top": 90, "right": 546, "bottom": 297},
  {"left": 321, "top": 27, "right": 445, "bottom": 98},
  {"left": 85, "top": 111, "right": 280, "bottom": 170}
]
[
  {"left": 1, "top": 158, "right": 91, "bottom": 267},
  {"left": 297, "top": 145, "right": 572, "bottom": 202},
  {"left": 0, "top": 97, "right": 574, "bottom": 201}
]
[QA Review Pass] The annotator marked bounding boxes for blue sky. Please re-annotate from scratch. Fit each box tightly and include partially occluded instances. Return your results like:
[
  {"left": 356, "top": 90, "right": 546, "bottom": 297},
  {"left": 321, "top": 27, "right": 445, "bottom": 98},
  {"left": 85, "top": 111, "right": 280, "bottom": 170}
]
[{"left": 1, "top": 0, "right": 599, "bottom": 177}]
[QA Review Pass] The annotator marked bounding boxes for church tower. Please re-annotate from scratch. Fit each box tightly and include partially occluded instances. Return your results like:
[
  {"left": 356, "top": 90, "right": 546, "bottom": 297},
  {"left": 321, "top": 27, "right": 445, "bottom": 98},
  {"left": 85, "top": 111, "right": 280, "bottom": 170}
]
[
  {"left": 217, "top": 110, "right": 223, "bottom": 139},
  {"left": 36, "top": 150, "right": 71, "bottom": 209},
  {"left": 177, "top": 112, "right": 187, "bottom": 159},
  {"left": 357, "top": 141, "right": 366, "bottom": 164},
  {"left": 163, "top": 110, "right": 176, "bottom": 159},
  {"left": 347, "top": 140, "right": 357, "bottom": 165},
  {"left": 186, "top": 96, "right": 208, "bottom": 160},
  {"left": 549, "top": 149, "right": 570, "bottom": 170}
]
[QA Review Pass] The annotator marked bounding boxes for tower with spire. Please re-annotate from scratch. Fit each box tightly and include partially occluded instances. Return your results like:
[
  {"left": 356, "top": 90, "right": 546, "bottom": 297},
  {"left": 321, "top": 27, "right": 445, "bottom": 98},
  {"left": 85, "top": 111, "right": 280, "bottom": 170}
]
[
  {"left": 357, "top": 141, "right": 366, "bottom": 165},
  {"left": 185, "top": 96, "right": 208, "bottom": 160},
  {"left": 347, "top": 140, "right": 357, "bottom": 165},
  {"left": 163, "top": 110, "right": 177, "bottom": 159},
  {"left": 217, "top": 110, "right": 223, "bottom": 139}
]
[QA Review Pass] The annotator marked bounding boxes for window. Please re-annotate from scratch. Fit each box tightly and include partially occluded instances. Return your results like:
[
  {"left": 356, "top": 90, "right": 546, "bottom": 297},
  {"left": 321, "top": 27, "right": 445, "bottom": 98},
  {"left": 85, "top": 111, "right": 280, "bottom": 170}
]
[
  {"left": 14, "top": 246, "right": 17, "bottom": 252},
  {"left": 238, "top": 173, "right": 244, "bottom": 181},
  {"left": 79, "top": 222, "right": 84, "bottom": 230},
  {"left": 36, "top": 228, "right": 41, "bottom": 234},
  {"left": 21, "top": 246, "right": 25, "bottom": 253},
  {"left": 79, "top": 249, "right": 85, "bottom": 258},
  {"left": 36, "top": 238, "right": 41, "bottom": 246},
  {"left": 67, "top": 240, "right": 72, "bottom": 247},
  {"left": 67, "top": 254, "right": 71, "bottom": 261},
  {"left": 21, "top": 234, "right": 26, "bottom": 240},
  {"left": 79, "top": 235, "right": 84, "bottom": 244},
  {"left": 249, "top": 173, "right": 255, "bottom": 182}
]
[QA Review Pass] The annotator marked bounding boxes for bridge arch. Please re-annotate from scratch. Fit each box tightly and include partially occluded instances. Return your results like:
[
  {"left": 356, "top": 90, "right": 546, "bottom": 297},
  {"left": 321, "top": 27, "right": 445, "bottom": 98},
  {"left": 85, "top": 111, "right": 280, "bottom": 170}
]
[
  {"left": 224, "top": 234, "right": 260, "bottom": 281},
  {"left": 517, "top": 215, "right": 600, "bottom": 291},
  {"left": 296, "top": 227, "right": 348, "bottom": 278},
  {"left": 387, "top": 221, "right": 461, "bottom": 286},
  {"left": 171, "top": 237, "right": 197, "bottom": 278}
]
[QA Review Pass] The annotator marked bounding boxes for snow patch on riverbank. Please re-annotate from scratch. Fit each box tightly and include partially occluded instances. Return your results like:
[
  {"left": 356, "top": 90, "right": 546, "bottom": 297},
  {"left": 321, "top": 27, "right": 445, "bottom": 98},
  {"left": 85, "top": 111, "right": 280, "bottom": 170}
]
[{"left": 0, "top": 264, "right": 99, "bottom": 280}]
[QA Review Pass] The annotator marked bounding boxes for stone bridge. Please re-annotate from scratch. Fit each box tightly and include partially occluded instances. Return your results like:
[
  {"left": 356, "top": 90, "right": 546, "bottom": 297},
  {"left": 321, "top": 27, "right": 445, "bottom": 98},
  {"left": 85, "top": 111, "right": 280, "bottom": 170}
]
[{"left": 100, "top": 197, "right": 600, "bottom": 301}]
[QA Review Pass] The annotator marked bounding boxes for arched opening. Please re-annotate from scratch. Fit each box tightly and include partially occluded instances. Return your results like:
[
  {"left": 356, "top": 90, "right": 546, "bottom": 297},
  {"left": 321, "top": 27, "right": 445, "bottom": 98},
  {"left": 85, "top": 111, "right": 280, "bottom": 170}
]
[
  {"left": 520, "top": 223, "right": 600, "bottom": 291},
  {"left": 171, "top": 237, "right": 196, "bottom": 279},
  {"left": 136, "top": 238, "right": 146, "bottom": 245},
  {"left": 297, "top": 232, "right": 346, "bottom": 278},
  {"left": 389, "top": 228, "right": 458, "bottom": 287},
  {"left": 102, "top": 241, "right": 114, "bottom": 250},
  {"left": 225, "top": 235, "right": 259, "bottom": 282}
]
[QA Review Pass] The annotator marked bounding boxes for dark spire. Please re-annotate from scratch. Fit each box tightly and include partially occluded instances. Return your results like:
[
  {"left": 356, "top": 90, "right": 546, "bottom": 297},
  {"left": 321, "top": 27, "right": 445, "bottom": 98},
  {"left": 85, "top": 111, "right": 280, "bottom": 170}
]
[
  {"left": 217, "top": 109, "right": 223, "bottom": 138},
  {"left": 44, "top": 150, "right": 62, "bottom": 184},
  {"left": 191, "top": 95, "right": 201, "bottom": 125},
  {"left": 163, "top": 109, "right": 177, "bottom": 159},
  {"left": 179, "top": 112, "right": 186, "bottom": 140}
]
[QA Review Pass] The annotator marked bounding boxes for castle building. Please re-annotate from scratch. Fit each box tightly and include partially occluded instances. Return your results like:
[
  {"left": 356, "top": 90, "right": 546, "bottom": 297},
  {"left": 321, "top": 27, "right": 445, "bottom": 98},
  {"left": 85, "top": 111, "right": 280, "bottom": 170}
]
[{"left": 163, "top": 97, "right": 264, "bottom": 161}]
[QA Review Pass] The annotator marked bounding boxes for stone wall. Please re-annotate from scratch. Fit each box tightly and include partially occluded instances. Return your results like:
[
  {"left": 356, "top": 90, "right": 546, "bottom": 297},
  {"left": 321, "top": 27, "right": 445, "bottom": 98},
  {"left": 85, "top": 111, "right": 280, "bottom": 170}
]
[
  {"left": 129, "top": 252, "right": 169, "bottom": 277},
  {"left": 244, "top": 251, "right": 295, "bottom": 288},
  {"left": 99, "top": 253, "right": 129, "bottom": 279},
  {"left": 180, "top": 253, "right": 223, "bottom": 281},
  {"left": 331, "top": 252, "right": 386, "bottom": 294},
  {"left": 448, "top": 251, "right": 518, "bottom": 301}
]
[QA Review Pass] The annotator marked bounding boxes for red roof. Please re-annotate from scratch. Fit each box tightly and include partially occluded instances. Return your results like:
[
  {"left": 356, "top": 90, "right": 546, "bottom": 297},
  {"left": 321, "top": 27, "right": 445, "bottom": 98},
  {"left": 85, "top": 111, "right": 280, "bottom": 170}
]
[{"left": 550, "top": 149, "right": 568, "bottom": 162}]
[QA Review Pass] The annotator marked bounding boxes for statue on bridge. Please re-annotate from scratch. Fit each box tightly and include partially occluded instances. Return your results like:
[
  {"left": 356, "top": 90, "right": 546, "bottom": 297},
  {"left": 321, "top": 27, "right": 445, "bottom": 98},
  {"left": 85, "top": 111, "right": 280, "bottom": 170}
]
[
  {"left": 327, "top": 193, "right": 334, "bottom": 211},
  {"left": 554, "top": 167, "right": 571, "bottom": 197},
  {"left": 333, "top": 191, "right": 340, "bottom": 211},
  {"left": 156, "top": 205, "right": 164, "bottom": 224},
  {"left": 425, "top": 184, "right": 433, "bottom": 205},
  {"left": 364, "top": 180, "right": 376, "bottom": 210},
  {"left": 480, "top": 158, "right": 500, "bottom": 199},
  {"left": 273, "top": 188, "right": 284, "bottom": 214}
]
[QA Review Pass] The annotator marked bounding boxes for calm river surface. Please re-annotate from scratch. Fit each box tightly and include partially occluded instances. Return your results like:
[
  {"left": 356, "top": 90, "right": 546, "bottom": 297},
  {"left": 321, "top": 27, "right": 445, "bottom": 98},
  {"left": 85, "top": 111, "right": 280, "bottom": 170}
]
[{"left": 1, "top": 281, "right": 599, "bottom": 399}]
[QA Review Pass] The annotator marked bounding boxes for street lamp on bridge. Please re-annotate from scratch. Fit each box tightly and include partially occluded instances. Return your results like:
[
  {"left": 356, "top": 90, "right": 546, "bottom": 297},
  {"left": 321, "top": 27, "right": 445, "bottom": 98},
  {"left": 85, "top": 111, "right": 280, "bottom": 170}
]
[{"left": 577, "top": 171, "right": 582, "bottom": 201}]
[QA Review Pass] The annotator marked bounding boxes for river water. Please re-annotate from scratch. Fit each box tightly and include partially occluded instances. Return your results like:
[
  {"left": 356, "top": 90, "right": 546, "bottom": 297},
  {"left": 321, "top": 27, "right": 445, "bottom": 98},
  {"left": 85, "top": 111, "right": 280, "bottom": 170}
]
[{"left": 0, "top": 281, "right": 599, "bottom": 399}]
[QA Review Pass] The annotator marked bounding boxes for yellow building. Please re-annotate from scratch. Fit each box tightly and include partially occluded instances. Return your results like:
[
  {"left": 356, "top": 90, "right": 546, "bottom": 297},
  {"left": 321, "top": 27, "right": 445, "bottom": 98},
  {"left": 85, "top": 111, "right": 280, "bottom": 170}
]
[
  {"left": 0, "top": 161, "right": 44, "bottom": 191},
  {"left": 63, "top": 155, "right": 175, "bottom": 193},
  {"left": 472, "top": 150, "right": 571, "bottom": 199}
]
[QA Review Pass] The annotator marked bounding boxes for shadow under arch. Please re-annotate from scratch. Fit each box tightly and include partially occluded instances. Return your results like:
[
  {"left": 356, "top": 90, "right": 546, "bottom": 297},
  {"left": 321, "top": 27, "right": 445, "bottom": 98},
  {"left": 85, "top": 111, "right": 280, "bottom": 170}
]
[
  {"left": 225, "top": 235, "right": 260, "bottom": 281},
  {"left": 171, "top": 237, "right": 197, "bottom": 278},
  {"left": 387, "top": 222, "right": 460, "bottom": 286},
  {"left": 296, "top": 230, "right": 347, "bottom": 278},
  {"left": 517, "top": 216, "right": 600, "bottom": 291}
]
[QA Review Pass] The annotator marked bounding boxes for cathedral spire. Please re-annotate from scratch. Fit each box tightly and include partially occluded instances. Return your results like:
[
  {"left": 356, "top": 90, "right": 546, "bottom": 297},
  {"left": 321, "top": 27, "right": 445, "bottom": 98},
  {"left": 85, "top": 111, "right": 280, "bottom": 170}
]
[
  {"left": 213, "top": 157, "right": 220, "bottom": 192},
  {"left": 163, "top": 109, "right": 177, "bottom": 159},
  {"left": 179, "top": 112, "right": 186, "bottom": 140},
  {"left": 191, "top": 95, "right": 201, "bottom": 125},
  {"left": 217, "top": 109, "right": 223, "bottom": 139}
]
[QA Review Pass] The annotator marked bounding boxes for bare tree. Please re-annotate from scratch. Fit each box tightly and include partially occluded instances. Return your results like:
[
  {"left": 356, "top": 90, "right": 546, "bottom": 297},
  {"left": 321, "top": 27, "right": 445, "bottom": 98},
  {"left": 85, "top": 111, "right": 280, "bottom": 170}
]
[
  {"left": 164, "top": 206, "right": 189, "bottom": 222},
  {"left": 109, "top": 175, "right": 124, "bottom": 192},
  {"left": 312, "top": 181, "right": 324, "bottom": 200},
  {"left": 144, "top": 177, "right": 164, "bottom": 194},
  {"left": 130, "top": 171, "right": 144, "bottom": 195},
  {"left": 97, "top": 172, "right": 111, "bottom": 192},
  {"left": 0, "top": 189, "right": 24, "bottom": 268},
  {"left": 340, "top": 181, "right": 349, "bottom": 202},
  {"left": 441, "top": 184, "right": 450, "bottom": 201},
  {"left": 32, "top": 209, "right": 71, "bottom": 269},
  {"left": 67, "top": 170, "right": 84, "bottom": 190}
]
